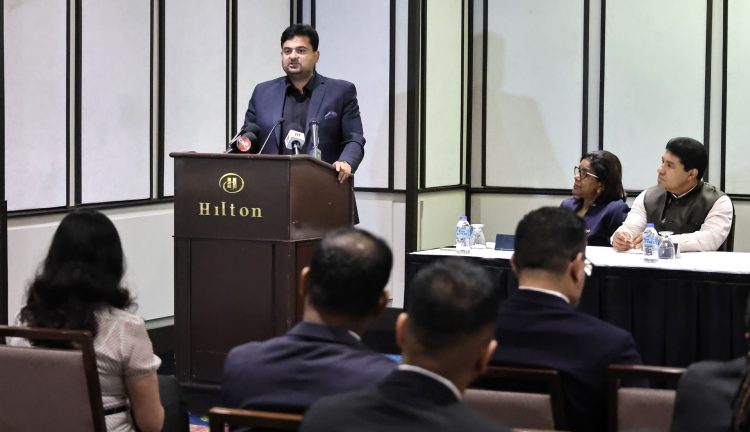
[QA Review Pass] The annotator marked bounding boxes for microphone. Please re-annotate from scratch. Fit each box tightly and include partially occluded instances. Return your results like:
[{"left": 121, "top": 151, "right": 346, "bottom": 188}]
[
  {"left": 225, "top": 123, "right": 260, "bottom": 153},
  {"left": 257, "top": 118, "right": 285, "bottom": 154},
  {"left": 225, "top": 130, "right": 243, "bottom": 153},
  {"left": 310, "top": 120, "right": 321, "bottom": 160},
  {"left": 284, "top": 123, "right": 305, "bottom": 155},
  {"left": 235, "top": 131, "right": 258, "bottom": 153}
]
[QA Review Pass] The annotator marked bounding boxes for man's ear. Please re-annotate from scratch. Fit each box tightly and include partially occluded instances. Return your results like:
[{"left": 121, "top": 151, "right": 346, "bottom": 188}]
[
  {"left": 688, "top": 167, "right": 699, "bottom": 180},
  {"left": 569, "top": 252, "right": 585, "bottom": 284},
  {"left": 373, "top": 290, "right": 389, "bottom": 316},
  {"left": 298, "top": 266, "right": 311, "bottom": 299},
  {"left": 476, "top": 339, "right": 498, "bottom": 375},
  {"left": 510, "top": 255, "right": 517, "bottom": 274},
  {"left": 395, "top": 313, "right": 409, "bottom": 350}
]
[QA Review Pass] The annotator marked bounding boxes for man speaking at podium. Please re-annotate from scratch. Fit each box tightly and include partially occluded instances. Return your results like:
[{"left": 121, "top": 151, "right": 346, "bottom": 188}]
[{"left": 241, "top": 24, "right": 365, "bottom": 185}]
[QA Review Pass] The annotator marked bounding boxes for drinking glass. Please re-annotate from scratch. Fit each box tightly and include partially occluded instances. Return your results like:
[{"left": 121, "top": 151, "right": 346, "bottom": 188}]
[
  {"left": 471, "top": 224, "right": 486, "bottom": 249},
  {"left": 658, "top": 231, "right": 675, "bottom": 260}
]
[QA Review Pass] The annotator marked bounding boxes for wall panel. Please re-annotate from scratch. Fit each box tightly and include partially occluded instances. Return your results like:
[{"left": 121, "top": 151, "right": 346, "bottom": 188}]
[
  {"left": 724, "top": 0, "right": 750, "bottom": 194},
  {"left": 163, "top": 0, "right": 226, "bottom": 196},
  {"left": 316, "top": 0, "right": 391, "bottom": 188},
  {"left": 80, "top": 0, "right": 151, "bottom": 203},
  {"left": 485, "top": 0, "right": 585, "bottom": 189},
  {"left": 4, "top": 0, "right": 67, "bottom": 211},
  {"left": 602, "top": 0, "right": 706, "bottom": 190}
]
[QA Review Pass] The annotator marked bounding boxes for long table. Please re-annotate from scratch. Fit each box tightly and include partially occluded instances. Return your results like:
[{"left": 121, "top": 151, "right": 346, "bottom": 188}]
[{"left": 407, "top": 246, "right": 750, "bottom": 368}]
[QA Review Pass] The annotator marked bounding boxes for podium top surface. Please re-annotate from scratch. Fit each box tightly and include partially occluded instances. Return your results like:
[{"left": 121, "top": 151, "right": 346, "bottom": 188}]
[{"left": 170, "top": 152, "right": 335, "bottom": 170}]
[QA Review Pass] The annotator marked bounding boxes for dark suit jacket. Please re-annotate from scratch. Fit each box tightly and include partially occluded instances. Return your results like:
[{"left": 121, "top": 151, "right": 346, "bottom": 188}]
[
  {"left": 221, "top": 322, "right": 396, "bottom": 413},
  {"left": 242, "top": 72, "right": 366, "bottom": 171},
  {"left": 491, "top": 289, "right": 643, "bottom": 432},
  {"left": 560, "top": 197, "right": 629, "bottom": 246},
  {"left": 670, "top": 356, "right": 745, "bottom": 432},
  {"left": 301, "top": 369, "right": 510, "bottom": 432}
]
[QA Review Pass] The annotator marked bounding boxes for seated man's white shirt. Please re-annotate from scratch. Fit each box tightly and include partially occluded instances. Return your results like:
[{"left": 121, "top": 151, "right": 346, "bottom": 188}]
[{"left": 611, "top": 190, "right": 733, "bottom": 252}]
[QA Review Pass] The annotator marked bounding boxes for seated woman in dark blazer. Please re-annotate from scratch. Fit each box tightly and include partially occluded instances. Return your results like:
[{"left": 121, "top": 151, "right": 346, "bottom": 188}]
[{"left": 561, "top": 150, "right": 629, "bottom": 247}]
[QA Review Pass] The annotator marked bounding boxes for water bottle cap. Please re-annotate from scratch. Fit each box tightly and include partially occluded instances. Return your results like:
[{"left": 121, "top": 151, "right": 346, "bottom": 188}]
[
  {"left": 459, "top": 216, "right": 468, "bottom": 221},
  {"left": 646, "top": 223, "right": 655, "bottom": 228}
]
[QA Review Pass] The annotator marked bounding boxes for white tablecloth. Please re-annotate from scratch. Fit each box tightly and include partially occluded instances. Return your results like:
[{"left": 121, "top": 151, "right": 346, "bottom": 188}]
[{"left": 412, "top": 245, "right": 750, "bottom": 275}]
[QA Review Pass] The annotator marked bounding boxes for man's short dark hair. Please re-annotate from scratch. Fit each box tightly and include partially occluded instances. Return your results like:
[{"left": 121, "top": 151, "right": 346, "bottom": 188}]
[
  {"left": 308, "top": 228, "right": 392, "bottom": 316},
  {"left": 281, "top": 24, "right": 319, "bottom": 51},
  {"left": 665, "top": 137, "right": 708, "bottom": 179},
  {"left": 514, "top": 207, "right": 587, "bottom": 275},
  {"left": 407, "top": 258, "right": 500, "bottom": 351}
]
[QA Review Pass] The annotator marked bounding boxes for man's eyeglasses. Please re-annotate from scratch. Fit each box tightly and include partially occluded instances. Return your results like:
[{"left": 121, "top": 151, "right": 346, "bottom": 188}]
[
  {"left": 574, "top": 166, "right": 599, "bottom": 180},
  {"left": 584, "top": 258, "right": 593, "bottom": 277}
]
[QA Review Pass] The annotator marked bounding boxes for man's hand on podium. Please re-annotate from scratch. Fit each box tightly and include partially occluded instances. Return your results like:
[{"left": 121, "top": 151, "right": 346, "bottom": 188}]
[{"left": 333, "top": 161, "right": 352, "bottom": 183}]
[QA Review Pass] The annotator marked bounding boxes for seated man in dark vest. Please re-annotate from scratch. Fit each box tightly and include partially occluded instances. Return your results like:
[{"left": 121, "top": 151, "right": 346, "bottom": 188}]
[{"left": 611, "top": 137, "right": 733, "bottom": 252}]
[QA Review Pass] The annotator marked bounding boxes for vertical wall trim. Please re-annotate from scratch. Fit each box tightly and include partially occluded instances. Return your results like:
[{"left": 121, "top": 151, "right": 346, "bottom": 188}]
[
  {"left": 149, "top": 0, "right": 155, "bottom": 198},
  {"left": 310, "top": 0, "right": 316, "bottom": 27},
  {"left": 598, "top": 0, "right": 606, "bottom": 149},
  {"left": 720, "top": 0, "right": 728, "bottom": 191},
  {"left": 418, "top": 0, "right": 426, "bottom": 189},
  {"left": 480, "top": 0, "right": 487, "bottom": 186},
  {"left": 465, "top": 0, "right": 474, "bottom": 217},
  {"left": 405, "top": 0, "right": 421, "bottom": 253},
  {"left": 388, "top": 0, "right": 396, "bottom": 190},
  {"left": 228, "top": 0, "right": 237, "bottom": 142},
  {"left": 157, "top": 0, "right": 166, "bottom": 197},
  {"left": 459, "top": 0, "right": 465, "bottom": 189},
  {"left": 703, "top": 0, "right": 713, "bottom": 167},
  {"left": 0, "top": 0, "right": 7, "bottom": 325},
  {"left": 74, "top": 0, "right": 83, "bottom": 205},
  {"left": 582, "top": 0, "right": 590, "bottom": 153},
  {"left": 67, "top": 1, "right": 72, "bottom": 204}
]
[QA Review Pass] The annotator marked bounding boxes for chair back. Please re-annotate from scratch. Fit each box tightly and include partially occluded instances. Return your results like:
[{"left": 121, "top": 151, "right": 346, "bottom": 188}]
[
  {"left": 607, "top": 364, "right": 685, "bottom": 432},
  {"left": 0, "top": 326, "right": 106, "bottom": 432},
  {"left": 208, "top": 406, "right": 303, "bottom": 431},
  {"left": 719, "top": 205, "right": 736, "bottom": 251},
  {"left": 466, "top": 365, "right": 567, "bottom": 430}
]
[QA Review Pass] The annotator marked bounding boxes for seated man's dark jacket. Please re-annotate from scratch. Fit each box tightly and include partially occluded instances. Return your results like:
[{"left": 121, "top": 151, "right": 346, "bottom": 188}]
[
  {"left": 300, "top": 369, "right": 511, "bottom": 432},
  {"left": 221, "top": 321, "right": 396, "bottom": 413},
  {"left": 491, "top": 289, "right": 643, "bottom": 432},
  {"left": 670, "top": 356, "right": 745, "bottom": 432}
]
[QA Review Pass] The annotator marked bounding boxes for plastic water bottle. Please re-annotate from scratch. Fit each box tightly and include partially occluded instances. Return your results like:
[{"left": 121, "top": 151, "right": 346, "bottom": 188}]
[
  {"left": 642, "top": 223, "right": 659, "bottom": 262},
  {"left": 455, "top": 216, "right": 472, "bottom": 254}
]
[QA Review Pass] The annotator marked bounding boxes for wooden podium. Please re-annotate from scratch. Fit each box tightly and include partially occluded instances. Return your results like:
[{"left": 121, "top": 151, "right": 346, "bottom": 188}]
[{"left": 171, "top": 152, "right": 353, "bottom": 386}]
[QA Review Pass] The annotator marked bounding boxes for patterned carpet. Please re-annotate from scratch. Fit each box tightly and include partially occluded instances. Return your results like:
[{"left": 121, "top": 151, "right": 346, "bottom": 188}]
[{"left": 189, "top": 414, "right": 209, "bottom": 431}]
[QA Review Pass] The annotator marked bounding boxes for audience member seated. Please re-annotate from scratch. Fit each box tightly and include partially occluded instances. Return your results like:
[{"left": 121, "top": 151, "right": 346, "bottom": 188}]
[
  {"left": 491, "top": 206, "right": 643, "bottom": 432},
  {"left": 9, "top": 210, "right": 168, "bottom": 432},
  {"left": 221, "top": 227, "right": 397, "bottom": 413},
  {"left": 560, "top": 150, "right": 629, "bottom": 247},
  {"left": 611, "top": 137, "right": 733, "bottom": 252},
  {"left": 670, "top": 296, "right": 750, "bottom": 432},
  {"left": 300, "top": 258, "right": 511, "bottom": 432}
]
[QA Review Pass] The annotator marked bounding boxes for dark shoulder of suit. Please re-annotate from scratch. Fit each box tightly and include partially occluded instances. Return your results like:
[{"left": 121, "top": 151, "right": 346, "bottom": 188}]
[
  {"left": 670, "top": 356, "right": 745, "bottom": 432},
  {"left": 300, "top": 370, "right": 510, "bottom": 432}
]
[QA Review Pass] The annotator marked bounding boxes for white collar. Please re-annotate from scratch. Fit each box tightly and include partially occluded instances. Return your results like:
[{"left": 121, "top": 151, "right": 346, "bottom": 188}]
[
  {"left": 671, "top": 182, "right": 699, "bottom": 199},
  {"left": 518, "top": 286, "right": 570, "bottom": 304},
  {"left": 347, "top": 330, "right": 361, "bottom": 342},
  {"left": 397, "top": 364, "right": 462, "bottom": 400}
]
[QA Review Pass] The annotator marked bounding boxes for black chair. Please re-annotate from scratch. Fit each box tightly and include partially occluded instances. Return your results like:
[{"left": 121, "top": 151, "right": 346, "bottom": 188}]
[{"left": 0, "top": 325, "right": 106, "bottom": 431}]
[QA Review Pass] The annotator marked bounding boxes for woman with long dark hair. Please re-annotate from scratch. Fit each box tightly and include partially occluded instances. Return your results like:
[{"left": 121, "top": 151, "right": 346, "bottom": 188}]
[
  {"left": 15, "top": 209, "right": 164, "bottom": 432},
  {"left": 561, "top": 150, "right": 629, "bottom": 247}
]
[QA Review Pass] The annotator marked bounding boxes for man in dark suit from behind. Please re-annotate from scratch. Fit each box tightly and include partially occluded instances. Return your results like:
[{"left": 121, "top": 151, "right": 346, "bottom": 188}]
[
  {"left": 221, "top": 227, "right": 397, "bottom": 413},
  {"left": 301, "top": 258, "right": 511, "bottom": 432},
  {"left": 491, "top": 206, "right": 643, "bottom": 432},
  {"left": 670, "top": 294, "right": 750, "bottom": 432}
]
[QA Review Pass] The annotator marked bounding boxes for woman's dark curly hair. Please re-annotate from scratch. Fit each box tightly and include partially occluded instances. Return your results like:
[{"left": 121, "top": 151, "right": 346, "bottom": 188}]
[{"left": 20, "top": 209, "right": 133, "bottom": 341}]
